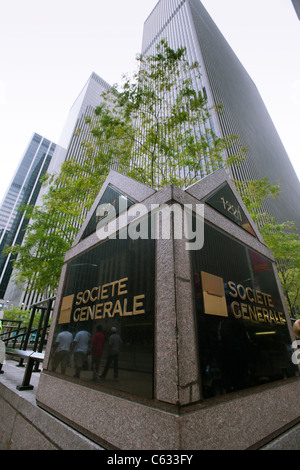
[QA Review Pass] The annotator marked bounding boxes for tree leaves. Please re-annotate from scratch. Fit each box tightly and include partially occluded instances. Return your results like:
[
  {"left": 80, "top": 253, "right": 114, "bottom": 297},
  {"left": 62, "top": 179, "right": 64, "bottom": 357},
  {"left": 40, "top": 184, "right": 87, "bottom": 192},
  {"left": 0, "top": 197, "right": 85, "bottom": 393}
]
[
  {"left": 235, "top": 178, "right": 300, "bottom": 315},
  {"left": 86, "top": 40, "right": 245, "bottom": 189}
]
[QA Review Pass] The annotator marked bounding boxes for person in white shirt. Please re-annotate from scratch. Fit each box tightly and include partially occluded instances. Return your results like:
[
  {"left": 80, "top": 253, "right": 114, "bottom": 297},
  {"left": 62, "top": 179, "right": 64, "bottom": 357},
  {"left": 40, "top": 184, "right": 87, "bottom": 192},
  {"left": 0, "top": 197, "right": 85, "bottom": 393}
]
[
  {"left": 51, "top": 325, "right": 73, "bottom": 374},
  {"left": 72, "top": 329, "right": 91, "bottom": 378}
]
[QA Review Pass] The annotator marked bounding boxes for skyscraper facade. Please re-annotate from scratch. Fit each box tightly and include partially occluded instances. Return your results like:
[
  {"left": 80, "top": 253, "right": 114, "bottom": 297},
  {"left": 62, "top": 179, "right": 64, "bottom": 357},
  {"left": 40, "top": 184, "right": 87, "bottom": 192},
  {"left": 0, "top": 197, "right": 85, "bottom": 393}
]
[
  {"left": 0, "top": 133, "right": 56, "bottom": 299},
  {"left": 142, "top": 0, "right": 300, "bottom": 229},
  {"left": 37, "top": 72, "right": 111, "bottom": 185}
]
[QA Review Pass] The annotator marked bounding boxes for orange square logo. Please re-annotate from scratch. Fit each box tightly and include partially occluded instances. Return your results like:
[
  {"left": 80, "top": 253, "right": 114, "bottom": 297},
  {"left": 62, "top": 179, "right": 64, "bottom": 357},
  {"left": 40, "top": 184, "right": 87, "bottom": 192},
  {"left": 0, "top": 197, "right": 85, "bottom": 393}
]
[
  {"left": 58, "top": 295, "right": 74, "bottom": 324},
  {"left": 201, "top": 272, "right": 228, "bottom": 317}
]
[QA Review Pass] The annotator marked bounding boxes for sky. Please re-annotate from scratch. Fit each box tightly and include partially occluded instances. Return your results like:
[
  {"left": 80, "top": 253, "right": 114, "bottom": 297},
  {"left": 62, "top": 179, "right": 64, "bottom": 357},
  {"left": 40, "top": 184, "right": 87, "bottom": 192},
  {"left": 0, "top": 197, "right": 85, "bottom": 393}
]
[{"left": 0, "top": 0, "right": 299, "bottom": 203}]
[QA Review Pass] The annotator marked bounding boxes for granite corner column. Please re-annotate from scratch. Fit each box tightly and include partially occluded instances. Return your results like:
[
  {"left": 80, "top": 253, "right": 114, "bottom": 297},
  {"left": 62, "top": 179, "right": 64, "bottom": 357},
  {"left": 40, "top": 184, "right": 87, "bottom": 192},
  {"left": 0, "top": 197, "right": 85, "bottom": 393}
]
[{"left": 154, "top": 200, "right": 201, "bottom": 406}]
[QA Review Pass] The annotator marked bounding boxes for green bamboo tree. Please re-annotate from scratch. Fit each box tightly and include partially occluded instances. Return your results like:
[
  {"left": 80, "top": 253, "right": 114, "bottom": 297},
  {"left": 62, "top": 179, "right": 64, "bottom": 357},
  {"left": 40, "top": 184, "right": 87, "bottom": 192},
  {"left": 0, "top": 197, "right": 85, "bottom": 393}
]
[{"left": 86, "top": 40, "right": 245, "bottom": 189}]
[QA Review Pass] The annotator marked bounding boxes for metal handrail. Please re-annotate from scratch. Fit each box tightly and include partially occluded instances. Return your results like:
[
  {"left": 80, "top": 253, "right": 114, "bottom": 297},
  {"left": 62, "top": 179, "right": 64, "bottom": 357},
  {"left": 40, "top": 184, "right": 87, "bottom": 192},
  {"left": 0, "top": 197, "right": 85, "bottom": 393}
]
[
  {"left": 0, "top": 327, "right": 39, "bottom": 349},
  {"left": 0, "top": 321, "right": 25, "bottom": 348},
  {"left": 0, "top": 296, "right": 55, "bottom": 368}
]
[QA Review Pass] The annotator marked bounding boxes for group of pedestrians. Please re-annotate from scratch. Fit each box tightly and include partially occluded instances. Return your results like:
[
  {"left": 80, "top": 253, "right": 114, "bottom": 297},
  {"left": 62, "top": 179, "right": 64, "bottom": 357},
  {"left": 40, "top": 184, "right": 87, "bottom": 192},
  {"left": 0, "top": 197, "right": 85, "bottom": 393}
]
[{"left": 51, "top": 325, "right": 122, "bottom": 381}]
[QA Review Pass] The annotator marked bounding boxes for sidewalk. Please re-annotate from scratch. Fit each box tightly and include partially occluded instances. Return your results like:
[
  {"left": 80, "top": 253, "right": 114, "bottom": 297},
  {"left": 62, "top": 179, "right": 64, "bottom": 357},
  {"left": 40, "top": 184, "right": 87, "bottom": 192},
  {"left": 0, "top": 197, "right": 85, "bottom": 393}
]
[
  {"left": 0, "top": 358, "right": 104, "bottom": 450},
  {"left": 0, "top": 359, "right": 40, "bottom": 405}
]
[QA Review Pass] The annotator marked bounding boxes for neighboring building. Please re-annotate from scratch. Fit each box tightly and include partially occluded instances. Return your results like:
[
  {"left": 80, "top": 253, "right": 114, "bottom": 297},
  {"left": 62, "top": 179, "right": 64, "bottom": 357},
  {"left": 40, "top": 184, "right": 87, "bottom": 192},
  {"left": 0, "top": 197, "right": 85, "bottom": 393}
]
[
  {"left": 292, "top": 0, "right": 300, "bottom": 20},
  {"left": 0, "top": 134, "right": 56, "bottom": 298},
  {"left": 142, "top": 0, "right": 300, "bottom": 229},
  {"left": 0, "top": 133, "right": 56, "bottom": 233},
  {"left": 4, "top": 73, "right": 111, "bottom": 309},
  {"left": 0, "top": 133, "right": 56, "bottom": 299},
  {"left": 33, "top": 72, "right": 111, "bottom": 190}
]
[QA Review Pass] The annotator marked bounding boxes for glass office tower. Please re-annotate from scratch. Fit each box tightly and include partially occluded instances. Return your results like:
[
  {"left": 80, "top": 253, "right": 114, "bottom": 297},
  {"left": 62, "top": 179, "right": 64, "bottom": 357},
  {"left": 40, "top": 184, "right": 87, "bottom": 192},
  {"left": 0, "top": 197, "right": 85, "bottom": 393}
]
[
  {"left": 37, "top": 72, "right": 111, "bottom": 186},
  {"left": 142, "top": 0, "right": 300, "bottom": 229},
  {"left": 0, "top": 133, "right": 56, "bottom": 299}
]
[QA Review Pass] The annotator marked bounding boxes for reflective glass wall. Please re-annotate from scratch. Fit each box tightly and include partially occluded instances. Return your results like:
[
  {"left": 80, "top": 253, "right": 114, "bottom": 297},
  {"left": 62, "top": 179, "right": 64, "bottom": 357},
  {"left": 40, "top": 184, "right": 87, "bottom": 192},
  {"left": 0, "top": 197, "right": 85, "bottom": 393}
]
[
  {"left": 192, "top": 222, "right": 297, "bottom": 399},
  {"left": 49, "top": 235, "right": 155, "bottom": 399}
]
